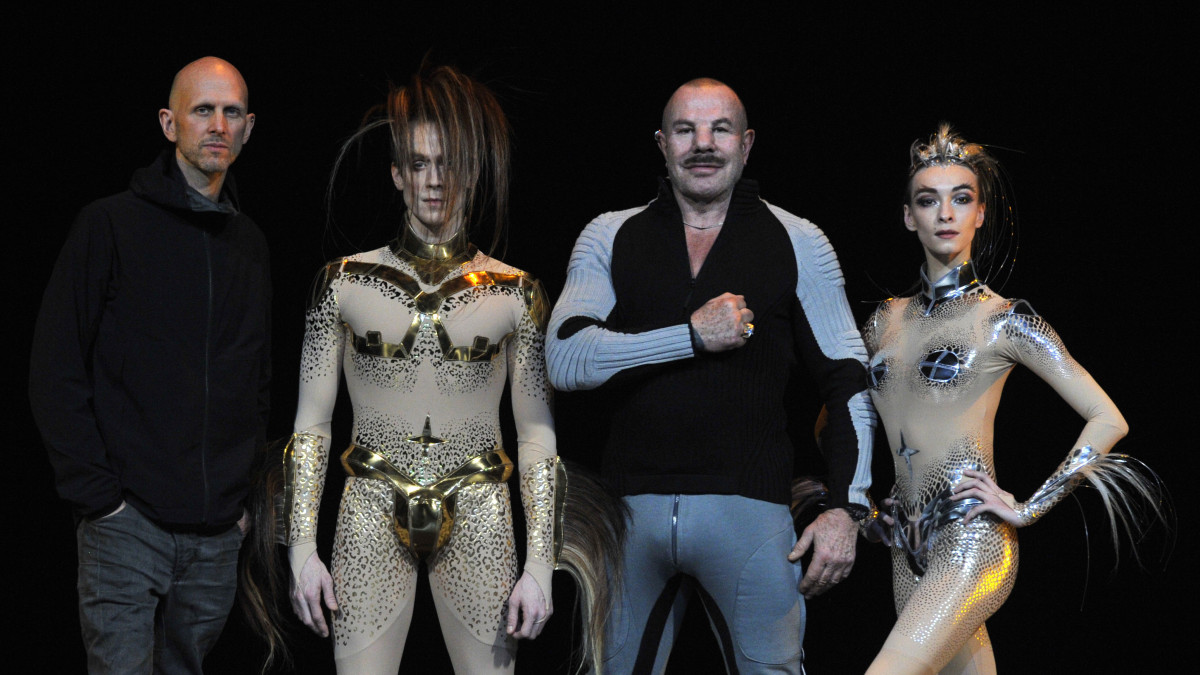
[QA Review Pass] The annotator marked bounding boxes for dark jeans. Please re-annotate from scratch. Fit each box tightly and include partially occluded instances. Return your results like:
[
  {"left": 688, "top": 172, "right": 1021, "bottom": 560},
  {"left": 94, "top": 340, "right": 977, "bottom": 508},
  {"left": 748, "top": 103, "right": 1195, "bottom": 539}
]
[{"left": 76, "top": 503, "right": 243, "bottom": 674}]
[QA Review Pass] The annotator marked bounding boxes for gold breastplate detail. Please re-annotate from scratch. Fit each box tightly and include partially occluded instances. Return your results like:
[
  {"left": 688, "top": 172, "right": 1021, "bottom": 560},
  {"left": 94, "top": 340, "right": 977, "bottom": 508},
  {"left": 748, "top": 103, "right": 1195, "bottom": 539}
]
[{"left": 342, "top": 261, "right": 528, "bottom": 362}]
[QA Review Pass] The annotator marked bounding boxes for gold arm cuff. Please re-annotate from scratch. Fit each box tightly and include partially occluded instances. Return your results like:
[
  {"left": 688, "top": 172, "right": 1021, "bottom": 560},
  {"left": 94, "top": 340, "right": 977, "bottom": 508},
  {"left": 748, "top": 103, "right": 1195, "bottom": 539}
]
[
  {"left": 553, "top": 459, "right": 567, "bottom": 564},
  {"left": 283, "top": 433, "right": 328, "bottom": 544},
  {"left": 521, "top": 456, "right": 559, "bottom": 568}
]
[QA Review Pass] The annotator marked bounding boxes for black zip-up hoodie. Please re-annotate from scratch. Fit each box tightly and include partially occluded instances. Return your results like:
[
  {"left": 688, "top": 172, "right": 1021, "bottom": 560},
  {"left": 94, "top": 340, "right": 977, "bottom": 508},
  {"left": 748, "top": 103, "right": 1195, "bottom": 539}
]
[{"left": 30, "top": 149, "right": 271, "bottom": 527}]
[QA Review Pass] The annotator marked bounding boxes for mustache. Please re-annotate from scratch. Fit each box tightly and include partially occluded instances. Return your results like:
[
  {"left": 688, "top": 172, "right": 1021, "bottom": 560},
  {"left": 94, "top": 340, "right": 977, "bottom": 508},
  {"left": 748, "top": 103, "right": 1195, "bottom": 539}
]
[{"left": 682, "top": 154, "right": 725, "bottom": 169}]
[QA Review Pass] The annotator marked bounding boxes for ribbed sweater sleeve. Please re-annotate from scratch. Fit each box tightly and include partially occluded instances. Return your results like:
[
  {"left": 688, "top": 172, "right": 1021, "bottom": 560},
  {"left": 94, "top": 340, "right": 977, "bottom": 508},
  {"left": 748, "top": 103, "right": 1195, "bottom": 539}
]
[
  {"left": 772, "top": 204, "right": 876, "bottom": 513},
  {"left": 546, "top": 207, "right": 696, "bottom": 391}
]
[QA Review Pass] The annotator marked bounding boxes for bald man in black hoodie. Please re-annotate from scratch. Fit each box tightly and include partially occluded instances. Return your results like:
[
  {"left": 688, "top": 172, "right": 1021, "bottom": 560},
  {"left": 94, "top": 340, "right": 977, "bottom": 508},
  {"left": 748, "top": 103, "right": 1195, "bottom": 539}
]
[{"left": 30, "top": 56, "right": 270, "bottom": 674}]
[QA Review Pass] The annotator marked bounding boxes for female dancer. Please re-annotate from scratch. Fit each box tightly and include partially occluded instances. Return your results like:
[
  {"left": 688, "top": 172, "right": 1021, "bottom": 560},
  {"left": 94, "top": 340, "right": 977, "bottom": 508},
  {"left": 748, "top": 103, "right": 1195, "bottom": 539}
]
[
  {"left": 862, "top": 125, "right": 1156, "bottom": 674},
  {"left": 282, "top": 65, "right": 559, "bottom": 674}
]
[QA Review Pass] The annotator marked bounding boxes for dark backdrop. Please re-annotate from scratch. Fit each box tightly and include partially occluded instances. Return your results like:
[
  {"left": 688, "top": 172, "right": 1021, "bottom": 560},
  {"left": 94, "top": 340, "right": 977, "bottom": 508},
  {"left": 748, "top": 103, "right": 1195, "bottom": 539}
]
[{"left": 10, "top": 4, "right": 1192, "bottom": 673}]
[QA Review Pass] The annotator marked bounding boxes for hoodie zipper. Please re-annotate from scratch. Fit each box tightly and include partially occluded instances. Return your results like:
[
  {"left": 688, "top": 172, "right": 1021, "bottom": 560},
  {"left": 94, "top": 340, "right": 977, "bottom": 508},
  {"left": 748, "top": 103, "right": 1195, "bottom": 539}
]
[{"left": 201, "top": 230, "right": 213, "bottom": 522}]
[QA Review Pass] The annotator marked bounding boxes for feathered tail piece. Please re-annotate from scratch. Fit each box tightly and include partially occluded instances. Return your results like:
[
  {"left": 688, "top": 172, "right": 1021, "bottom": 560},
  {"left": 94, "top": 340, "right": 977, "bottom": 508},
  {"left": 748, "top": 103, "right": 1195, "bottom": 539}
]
[
  {"left": 554, "top": 459, "right": 629, "bottom": 675},
  {"left": 238, "top": 436, "right": 293, "bottom": 672},
  {"left": 1016, "top": 446, "right": 1171, "bottom": 560}
]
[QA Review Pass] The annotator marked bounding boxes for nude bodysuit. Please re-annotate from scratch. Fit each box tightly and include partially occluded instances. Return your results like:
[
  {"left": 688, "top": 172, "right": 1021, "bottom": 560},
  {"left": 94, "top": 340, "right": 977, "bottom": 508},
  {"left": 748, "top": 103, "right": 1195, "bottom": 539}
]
[
  {"left": 284, "top": 230, "right": 557, "bottom": 674},
  {"left": 863, "top": 261, "right": 1127, "bottom": 673}
]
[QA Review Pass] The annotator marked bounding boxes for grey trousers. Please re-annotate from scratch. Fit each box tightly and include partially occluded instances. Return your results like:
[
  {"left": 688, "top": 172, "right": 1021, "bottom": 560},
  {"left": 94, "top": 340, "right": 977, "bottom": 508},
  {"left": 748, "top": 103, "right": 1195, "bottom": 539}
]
[
  {"left": 603, "top": 494, "right": 805, "bottom": 675},
  {"left": 76, "top": 504, "right": 243, "bottom": 674}
]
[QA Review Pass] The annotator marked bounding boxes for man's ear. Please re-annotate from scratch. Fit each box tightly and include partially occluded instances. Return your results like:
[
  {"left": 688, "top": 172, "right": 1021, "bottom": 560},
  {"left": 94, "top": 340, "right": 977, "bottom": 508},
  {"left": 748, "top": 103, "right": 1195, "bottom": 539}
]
[
  {"left": 241, "top": 113, "right": 256, "bottom": 142},
  {"left": 741, "top": 128, "right": 755, "bottom": 163},
  {"left": 158, "top": 109, "right": 176, "bottom": 142},
  {"left": 390, "top": 163, "right": 405, "bottom": 193}
]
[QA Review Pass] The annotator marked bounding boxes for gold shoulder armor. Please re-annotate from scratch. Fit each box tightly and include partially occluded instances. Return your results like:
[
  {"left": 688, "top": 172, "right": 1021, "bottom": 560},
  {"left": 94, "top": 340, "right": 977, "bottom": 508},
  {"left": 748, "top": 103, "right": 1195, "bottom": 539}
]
[
  {"left": 521, "top": 276, "right": 550, "bottom": 332},
  {"left": 308, "top": 259, "right": 348, "bottom": 311}
]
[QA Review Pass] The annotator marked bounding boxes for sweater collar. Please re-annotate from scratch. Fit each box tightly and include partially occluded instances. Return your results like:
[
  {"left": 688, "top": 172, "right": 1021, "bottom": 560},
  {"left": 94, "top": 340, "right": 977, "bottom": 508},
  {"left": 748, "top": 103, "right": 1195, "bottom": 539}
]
[
  {"left": 655, "top": 177, "right": 762, "bottom": 220},
  {"left": 919, "top": 260, "right": 981, "bottom": 315}
]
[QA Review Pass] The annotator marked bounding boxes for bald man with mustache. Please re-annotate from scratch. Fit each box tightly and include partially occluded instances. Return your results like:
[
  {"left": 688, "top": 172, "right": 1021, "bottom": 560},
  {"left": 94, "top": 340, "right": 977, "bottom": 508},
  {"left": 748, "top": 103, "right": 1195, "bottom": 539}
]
[
  {"left": 31, "top": 57, "right": 271, "bottom": 674},
  {"left": 547, "top": 79, "right": 875, "bottom": 674}
]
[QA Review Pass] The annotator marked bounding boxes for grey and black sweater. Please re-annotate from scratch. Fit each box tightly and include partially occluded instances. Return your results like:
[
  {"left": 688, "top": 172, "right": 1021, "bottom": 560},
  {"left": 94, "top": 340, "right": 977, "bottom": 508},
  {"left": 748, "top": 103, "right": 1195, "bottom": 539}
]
[{"left": 547, "top": 179, "right": 874, "bottom": 511}]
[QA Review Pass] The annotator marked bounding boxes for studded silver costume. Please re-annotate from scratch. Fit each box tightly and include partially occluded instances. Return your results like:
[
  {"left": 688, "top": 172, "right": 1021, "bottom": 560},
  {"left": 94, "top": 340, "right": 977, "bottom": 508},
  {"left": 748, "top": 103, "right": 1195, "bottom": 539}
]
[
  {"left": 283, "top": 228, "right": 556, "bottom": 671},
  {"left": 863, "top": 260, "right": 1131, "bottom": 672}
]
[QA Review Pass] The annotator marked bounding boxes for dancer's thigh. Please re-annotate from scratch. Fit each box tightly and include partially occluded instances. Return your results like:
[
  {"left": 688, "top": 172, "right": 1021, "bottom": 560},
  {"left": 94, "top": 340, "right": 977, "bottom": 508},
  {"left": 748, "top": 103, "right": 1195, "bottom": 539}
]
[
  {"left": 429, "top": 483, "right": 518, "bottom": 674},
  {"left": 330, "top": 477, "right": 419, "bottom": 667},
  {"left": 940, "top": 624, "right": 995, "bottom": 675},
  {"left": 885, "top": 519, "right": 1017, "bottom": 672}
]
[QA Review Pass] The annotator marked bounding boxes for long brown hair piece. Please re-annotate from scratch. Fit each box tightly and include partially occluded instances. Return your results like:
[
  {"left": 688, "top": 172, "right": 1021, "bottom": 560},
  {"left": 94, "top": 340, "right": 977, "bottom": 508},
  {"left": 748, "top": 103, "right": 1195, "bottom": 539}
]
[{"left": 386, "top": 63, "right": 512, "bottom": 254}]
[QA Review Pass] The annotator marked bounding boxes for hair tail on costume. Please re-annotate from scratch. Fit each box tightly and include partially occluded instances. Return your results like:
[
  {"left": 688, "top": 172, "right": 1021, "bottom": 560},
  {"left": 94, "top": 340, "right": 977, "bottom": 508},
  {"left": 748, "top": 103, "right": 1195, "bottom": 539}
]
[
  {"left": 555, "top": 460, "right": 630, "bottom": 675},
  {"left": 237, "top": 437, "right": 293, "bottom": 673},
  {"left": 790, "top": 476, "right": 830, "bottom": 522}
]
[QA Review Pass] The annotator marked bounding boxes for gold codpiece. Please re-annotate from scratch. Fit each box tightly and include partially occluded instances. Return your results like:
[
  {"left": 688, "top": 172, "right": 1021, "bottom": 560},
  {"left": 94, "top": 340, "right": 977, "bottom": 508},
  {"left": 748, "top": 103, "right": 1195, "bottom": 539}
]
[
  {"left": 341, "top": 444, "right": 513, "bottom": 560},
  {"left": 339, "top": 261, "right": 537, "bottom": 362}
]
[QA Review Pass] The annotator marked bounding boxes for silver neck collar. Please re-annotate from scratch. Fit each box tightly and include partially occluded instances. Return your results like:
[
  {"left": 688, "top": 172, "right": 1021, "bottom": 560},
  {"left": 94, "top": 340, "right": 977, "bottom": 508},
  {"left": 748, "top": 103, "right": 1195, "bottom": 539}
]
[{"left": 919, "top": 260, "right": 981, "bottom": 316}]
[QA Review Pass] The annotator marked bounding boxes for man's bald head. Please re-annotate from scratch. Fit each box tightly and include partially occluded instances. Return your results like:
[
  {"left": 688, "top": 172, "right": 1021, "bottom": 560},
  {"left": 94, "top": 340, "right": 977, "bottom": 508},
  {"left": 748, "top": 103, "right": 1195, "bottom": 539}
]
[
  {"left": 168, "top": 57, "right": 249, "bottom": 111},
  {"left": 661, "top": 78, "right": 748, "bottom": 134}
]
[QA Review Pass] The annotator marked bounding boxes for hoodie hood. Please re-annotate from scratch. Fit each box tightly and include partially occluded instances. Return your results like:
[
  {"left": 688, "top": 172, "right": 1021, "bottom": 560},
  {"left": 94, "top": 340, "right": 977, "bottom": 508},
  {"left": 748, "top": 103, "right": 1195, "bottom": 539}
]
[{"left": 129, "top": 147, "right": 242, "bottom": 214}]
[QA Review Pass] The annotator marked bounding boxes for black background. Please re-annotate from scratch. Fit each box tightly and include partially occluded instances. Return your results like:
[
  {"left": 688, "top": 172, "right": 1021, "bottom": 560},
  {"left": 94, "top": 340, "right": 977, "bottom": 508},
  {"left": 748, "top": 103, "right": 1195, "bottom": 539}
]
[{"left": 10, "top": 4, "right": 1193, "bottom": 673}]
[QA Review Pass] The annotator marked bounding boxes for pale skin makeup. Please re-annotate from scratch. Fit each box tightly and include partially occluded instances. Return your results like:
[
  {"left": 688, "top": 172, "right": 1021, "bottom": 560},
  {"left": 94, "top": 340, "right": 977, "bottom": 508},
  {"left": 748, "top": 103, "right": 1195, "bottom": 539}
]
[
  {"left": 659, "top": 81, "right": 857, "bottom": 597},
  {"left": 903, "top": 164, "right": 985, "bottom": 281},
  {"left": 390, "top": 123, "right": 466, "bottom": 244},
  {"left": 158, "top": 57, "right": 255, "bottom": 202},
  {"left": 292, "top": 122, "right": 551, "bottom": 642}
]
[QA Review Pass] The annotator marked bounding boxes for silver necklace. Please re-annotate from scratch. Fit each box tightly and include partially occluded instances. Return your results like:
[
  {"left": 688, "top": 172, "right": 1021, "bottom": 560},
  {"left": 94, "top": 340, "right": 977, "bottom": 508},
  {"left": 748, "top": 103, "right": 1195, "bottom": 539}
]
[{"left": 683, "top": 219, "right": 723, "bottom": 230}]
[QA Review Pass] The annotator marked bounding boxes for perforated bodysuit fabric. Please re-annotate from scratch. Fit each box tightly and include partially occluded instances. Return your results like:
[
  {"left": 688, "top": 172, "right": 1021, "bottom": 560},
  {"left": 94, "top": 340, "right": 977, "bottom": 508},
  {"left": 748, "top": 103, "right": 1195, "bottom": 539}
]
[
  {"left": 863, "top": 262, "right": 1126, "bottom": 671},
  {"left": 286, "top": 234, "right": 556, "bottom": 670}
]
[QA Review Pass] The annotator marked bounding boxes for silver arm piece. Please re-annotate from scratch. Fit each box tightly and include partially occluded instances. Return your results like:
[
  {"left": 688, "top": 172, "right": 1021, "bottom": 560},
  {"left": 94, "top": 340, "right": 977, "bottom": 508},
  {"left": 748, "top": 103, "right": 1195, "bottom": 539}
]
[
  {"left": 1014, "top": 444, "right": 1097, "bottom": 525},
  {"left": 1014, "top": 445, "right": 1166, "bottom": 554}
]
